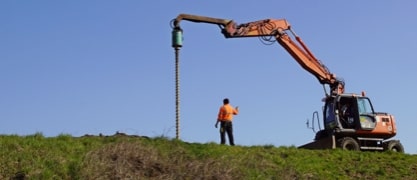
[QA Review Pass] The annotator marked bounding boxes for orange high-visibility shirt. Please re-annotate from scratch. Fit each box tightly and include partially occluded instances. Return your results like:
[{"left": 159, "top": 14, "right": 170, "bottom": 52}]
[{"left": 217, "top": 104, "right": 238, "bottom": 121}]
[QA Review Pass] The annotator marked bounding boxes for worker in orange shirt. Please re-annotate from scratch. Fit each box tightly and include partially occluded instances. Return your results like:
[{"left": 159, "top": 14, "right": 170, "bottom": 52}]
[{"left": 215, "top": 98, "right": 239, "bottom": 146}]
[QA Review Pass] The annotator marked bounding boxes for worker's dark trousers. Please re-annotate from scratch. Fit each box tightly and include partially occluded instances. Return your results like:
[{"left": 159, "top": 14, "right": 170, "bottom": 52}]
[{"left": 220, "top": 121, "right": 234, "bottom": 146}]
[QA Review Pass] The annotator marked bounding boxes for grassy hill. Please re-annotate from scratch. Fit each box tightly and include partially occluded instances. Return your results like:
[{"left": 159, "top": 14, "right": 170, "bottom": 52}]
[{"left": 1, "top": 133, "right": 416, "bottom": 179}]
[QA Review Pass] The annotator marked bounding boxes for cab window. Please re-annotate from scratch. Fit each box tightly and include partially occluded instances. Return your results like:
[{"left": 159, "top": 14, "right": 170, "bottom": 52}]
[
  {"left": 324, "top": 101, "right": 335, "bottom": 124},
  {"left": 357, "top": 98, "right": 374, "bottom": 115}
]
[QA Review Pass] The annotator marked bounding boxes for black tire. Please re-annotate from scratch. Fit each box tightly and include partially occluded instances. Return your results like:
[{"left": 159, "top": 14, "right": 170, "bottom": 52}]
[
  {"left": 337, "top": 137, "right": 360, "bottom": 151},
  {"left": 384, "top": 140, "right": 404, "bottom": 153}
]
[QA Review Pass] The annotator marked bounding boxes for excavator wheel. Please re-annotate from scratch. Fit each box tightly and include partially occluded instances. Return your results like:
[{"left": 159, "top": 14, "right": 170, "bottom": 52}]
[
  {"left": 337, "top": 137, "right": 360, "bottom": 151},
  {"left": 384, "top": 140, "right": 404, "bottom": 153}
]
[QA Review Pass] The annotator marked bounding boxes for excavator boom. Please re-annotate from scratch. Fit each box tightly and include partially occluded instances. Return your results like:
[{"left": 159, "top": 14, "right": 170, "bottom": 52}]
[{"left": 173, "top": 13, "right": 344, "bottom": 95}]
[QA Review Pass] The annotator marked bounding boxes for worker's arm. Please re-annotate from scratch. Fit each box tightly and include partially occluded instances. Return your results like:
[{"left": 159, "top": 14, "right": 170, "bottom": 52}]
[
  {"left": 234, "top": 106, "right": 239, "bottom": 115},
  {"left": 215, "top": 107, "right": 224, "bottom": 128}
]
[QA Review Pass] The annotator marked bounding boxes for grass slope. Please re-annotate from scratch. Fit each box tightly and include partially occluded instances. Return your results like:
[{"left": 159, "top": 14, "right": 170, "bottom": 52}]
[{"left": 0, "top": 133, "right": 416, "bottom": 179}]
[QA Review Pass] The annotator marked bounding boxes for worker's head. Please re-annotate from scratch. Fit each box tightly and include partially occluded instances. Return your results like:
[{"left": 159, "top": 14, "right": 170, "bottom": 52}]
[{"left": 223, "top": 98, "right": 229, "bottom": 104}]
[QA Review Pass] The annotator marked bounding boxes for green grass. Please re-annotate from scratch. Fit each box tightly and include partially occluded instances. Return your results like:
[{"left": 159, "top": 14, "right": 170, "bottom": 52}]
[{"left": 0, "top": 133, "right": 416, "bottom": 179}]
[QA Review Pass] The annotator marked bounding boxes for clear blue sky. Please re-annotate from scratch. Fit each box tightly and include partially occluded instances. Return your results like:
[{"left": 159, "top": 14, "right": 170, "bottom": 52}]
[{"left": 1, "top": 1, "right": 417, "bottom": 154}]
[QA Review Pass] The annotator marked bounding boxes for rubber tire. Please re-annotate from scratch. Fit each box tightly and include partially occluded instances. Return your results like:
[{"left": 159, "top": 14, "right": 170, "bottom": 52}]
[
  {"left": 384, "top": 140, "right": 404, "bottom": 153},
  {"left": 338, "top": 137, "right": 360, "bottom": 151}
]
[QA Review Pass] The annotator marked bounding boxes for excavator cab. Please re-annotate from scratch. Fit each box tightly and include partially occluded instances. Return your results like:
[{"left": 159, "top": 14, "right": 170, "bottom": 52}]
[
  {"left": 323, "top": 94, "right": 377, "bottom": 132},
  {"left": 304, "top": 93, "right": 404, "bottom": 152}
]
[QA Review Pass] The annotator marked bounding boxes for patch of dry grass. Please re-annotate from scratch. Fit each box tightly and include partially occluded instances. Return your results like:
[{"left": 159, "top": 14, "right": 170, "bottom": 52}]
[{"left": 80, "top": 140, "right": 241, "bottom": 179}]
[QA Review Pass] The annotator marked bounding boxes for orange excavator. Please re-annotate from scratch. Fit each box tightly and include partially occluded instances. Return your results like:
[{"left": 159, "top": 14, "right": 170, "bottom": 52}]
[{"left": 172, "top": 14, "right": 404, "bottom": 152}]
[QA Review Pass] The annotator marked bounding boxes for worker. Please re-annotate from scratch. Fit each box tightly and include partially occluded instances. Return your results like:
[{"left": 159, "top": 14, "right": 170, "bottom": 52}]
[
  {"left": 215, "top": 98, "right": 239, "bottom": 146},
  {"left": 341, "top": 103, "right": 355, "bottom": 128}
]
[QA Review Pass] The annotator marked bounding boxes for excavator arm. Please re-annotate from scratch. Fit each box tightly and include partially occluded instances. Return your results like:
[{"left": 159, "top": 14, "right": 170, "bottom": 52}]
[{"left": 173, "top": 14, "right": 344, "bottom": 95}]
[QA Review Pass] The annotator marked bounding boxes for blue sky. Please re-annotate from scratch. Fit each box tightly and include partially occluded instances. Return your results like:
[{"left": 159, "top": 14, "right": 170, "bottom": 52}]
[{"left": 1, "top": 1, "right": 417, "bottom": 154}]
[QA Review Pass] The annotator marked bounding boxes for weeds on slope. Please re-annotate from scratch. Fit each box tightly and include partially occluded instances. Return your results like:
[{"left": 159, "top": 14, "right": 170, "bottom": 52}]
[{"left": 1, "top": 133, "right": 416, "bottom": 179}]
